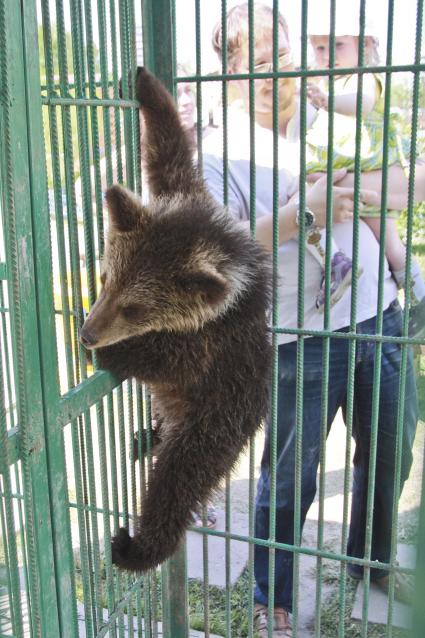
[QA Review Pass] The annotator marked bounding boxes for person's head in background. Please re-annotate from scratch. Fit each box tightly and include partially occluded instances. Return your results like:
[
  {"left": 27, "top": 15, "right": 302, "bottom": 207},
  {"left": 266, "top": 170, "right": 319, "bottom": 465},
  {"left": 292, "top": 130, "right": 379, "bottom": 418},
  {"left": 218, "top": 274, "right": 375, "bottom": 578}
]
[
  {"left": 176, "top": 63, "right": 196, "bottom": 132},
  {"left": 176, "top": 63, "right": 197, "bottom": 148},
  {"left": 211, "top": 2, "right": 296, "bottom": 134},
  {"left": 308, "top": 0, "right": 379, "bottom": 69}
]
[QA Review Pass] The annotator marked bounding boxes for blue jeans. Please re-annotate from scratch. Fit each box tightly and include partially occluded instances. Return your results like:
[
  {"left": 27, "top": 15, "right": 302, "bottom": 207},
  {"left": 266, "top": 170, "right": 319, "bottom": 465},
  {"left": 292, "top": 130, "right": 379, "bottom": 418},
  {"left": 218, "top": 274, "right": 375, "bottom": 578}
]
[{"left": 254, "top": 301, "right": 418, "bottom": 612}]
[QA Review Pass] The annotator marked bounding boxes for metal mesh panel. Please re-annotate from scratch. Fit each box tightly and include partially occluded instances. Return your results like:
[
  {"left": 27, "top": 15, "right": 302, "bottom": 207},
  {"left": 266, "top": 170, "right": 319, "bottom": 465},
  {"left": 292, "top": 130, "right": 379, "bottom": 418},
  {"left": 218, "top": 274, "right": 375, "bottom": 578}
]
[
  {"left": 0, "top": 0, "right": 424, "bottom": 637},
  {"left": 38, "top": 0, "right": 142, "bottom": 395},
  {"left": 0, "top": 0, "right": 155, "bottom": 636},
  {"left": 62, "top": 382, "right": 160, "bottom": 637},
  {"left": 173, "top": 1, "right": 425, "bottom": 637}
]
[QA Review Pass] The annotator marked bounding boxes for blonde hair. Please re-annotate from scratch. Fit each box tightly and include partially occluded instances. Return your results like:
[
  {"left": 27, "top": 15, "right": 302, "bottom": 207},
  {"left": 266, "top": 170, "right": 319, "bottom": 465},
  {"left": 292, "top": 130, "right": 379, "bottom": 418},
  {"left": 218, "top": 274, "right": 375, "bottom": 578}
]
[
  {"left": 363, "top": 36, "right": 380, "bottom": 65},
  {"left": 309, "top": 34, "right": 380, "bottom": 67},
  {"left": 211, "top": 2, "right": 289, "bottom": 70}
]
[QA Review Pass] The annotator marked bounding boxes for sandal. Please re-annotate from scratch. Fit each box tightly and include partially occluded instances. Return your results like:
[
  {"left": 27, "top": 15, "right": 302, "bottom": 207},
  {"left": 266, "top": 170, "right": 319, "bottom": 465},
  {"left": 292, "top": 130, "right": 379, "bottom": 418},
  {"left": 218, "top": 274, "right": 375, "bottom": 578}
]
[
  {"left": 373, "top": 570, "right": 414, "bottom": 606},
  {"left": 254, "top": 603, "right": 292, "bottom": 637},
  {"left": 348, "top": 563, "right": 414, "bottom": 606}
]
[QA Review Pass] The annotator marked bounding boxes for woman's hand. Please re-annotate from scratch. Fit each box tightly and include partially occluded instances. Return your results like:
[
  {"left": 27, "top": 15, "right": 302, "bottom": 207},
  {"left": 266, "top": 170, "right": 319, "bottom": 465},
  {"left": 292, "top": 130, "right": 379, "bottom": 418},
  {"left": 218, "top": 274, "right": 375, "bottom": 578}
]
[{"left": 306, "top": 168, "right": 380, "bottom": 227}]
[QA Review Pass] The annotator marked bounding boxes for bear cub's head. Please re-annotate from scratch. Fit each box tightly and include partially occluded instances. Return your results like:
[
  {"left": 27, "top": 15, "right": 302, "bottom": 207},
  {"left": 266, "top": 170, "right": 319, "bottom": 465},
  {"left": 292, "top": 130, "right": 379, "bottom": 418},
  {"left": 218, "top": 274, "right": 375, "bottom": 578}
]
[{"left": 80, "top": 184, "right": 252, "bottom": 349}]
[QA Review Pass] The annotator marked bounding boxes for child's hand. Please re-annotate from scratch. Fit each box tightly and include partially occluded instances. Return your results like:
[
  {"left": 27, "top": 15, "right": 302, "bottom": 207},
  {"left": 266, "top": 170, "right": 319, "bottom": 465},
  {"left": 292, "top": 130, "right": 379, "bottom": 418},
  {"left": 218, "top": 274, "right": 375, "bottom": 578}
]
[
  {"left": 307, "top": 83, "right": 328, "bottom": 110},
  {"left": 306, "top": 169, "right": 380, "bottom": 226}
]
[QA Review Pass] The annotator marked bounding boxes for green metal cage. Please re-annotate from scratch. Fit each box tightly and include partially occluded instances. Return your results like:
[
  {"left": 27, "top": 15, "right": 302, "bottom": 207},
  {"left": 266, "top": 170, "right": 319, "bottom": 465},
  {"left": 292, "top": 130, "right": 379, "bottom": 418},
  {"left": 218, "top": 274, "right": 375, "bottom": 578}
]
[{"left": 0, "top": 1, "right": 424, "bottom": 637}]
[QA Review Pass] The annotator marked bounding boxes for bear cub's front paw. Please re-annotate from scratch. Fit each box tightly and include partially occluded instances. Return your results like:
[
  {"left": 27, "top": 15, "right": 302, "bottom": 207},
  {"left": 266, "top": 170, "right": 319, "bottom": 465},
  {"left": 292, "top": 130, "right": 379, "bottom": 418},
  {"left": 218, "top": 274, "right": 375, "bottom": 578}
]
[{"left": 135, "top": 67, "right": 167, "bottom": 109}]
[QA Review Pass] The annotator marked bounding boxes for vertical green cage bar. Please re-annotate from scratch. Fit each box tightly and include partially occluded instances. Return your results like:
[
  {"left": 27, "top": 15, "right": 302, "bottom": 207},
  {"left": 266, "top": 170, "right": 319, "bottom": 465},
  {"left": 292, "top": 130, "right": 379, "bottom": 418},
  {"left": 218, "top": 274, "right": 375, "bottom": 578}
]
[
  {"left": 0, "top": 0, "right": 64, "bottom": 635},
  {"left": 411, "top": 458, "right": 425, "bottom": 638},
  {"left": 22, "top": 0, "right": 80, "bottom": 634},
  {"left": 142, "top": 2, "right": 188, "bottom": 637}
]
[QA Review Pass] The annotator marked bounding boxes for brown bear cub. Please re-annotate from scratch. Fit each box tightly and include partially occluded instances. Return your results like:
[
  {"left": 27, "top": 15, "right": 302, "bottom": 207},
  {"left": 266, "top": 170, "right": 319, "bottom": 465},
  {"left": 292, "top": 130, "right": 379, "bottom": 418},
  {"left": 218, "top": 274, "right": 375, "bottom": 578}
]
[{"left": 80, "top": 67, "right": 272, "bottom": 573}]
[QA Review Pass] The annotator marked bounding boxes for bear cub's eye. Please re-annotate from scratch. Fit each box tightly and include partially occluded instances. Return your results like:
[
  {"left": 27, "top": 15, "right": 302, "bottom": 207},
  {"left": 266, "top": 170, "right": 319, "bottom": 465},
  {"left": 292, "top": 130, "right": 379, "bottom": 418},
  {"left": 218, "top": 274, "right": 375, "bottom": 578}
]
[{"left": 121, "top": 304, "right": 140, "bottom": 320}]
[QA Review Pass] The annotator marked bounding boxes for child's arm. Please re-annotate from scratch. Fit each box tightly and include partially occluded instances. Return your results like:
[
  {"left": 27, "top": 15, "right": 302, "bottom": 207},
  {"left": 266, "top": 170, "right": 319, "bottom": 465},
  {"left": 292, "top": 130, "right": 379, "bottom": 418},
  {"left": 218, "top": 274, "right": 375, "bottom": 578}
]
[
  {"left": 307, "top": 74, "right": 378, "bottom": 117},
  {"left": 334, "top": 73, "right": 377, "bottom": 116},
  {"left": 329, "top": 164, "right": 424, "bottom": 211}
]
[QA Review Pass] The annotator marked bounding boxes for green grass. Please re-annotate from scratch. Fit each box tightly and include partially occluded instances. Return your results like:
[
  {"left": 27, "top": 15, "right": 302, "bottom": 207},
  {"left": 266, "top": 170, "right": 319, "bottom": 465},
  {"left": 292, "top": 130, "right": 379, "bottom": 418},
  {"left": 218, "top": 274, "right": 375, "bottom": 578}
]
[
  {"left": 317, "top": 563, "right": 409, "bottom": 638},
  {"left": 73, "top": 555, "right": 256, "bottom": 636},
  {"left": 188, "top": 569, "right": 256, "bottom": 637}
]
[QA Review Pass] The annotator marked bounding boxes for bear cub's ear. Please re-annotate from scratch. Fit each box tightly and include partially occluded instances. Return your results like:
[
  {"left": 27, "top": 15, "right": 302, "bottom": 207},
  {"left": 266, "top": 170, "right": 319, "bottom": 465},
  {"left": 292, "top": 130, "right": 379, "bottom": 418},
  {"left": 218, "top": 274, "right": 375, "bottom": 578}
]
[
  {"left": 179, "top": 265, "right": 229, "bottom": 307},
  {"left": 105, "top": 184, "right": 147, "bottom": 233}
]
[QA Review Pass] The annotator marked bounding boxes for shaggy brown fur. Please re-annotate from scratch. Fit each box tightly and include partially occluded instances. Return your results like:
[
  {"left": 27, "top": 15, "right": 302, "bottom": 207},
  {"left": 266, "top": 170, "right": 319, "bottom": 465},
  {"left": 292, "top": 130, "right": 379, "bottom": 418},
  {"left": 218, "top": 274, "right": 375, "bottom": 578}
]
[{"left": 80, "top": 67, "right": 272, "bottom": 573}]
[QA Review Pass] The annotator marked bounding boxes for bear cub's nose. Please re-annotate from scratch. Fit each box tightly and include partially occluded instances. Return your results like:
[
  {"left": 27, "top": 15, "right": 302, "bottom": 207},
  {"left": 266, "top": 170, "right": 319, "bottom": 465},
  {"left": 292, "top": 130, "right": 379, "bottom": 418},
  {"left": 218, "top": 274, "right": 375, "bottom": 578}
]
[{"left": 79, "top": 326, "right": 98, "bottom": 348}]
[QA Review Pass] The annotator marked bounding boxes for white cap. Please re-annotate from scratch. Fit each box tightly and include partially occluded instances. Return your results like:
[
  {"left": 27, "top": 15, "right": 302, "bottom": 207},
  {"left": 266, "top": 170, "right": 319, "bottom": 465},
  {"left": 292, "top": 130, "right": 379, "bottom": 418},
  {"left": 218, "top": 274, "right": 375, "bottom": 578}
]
[{"left": 307, "top": 0, "right": 378, "bottom": 37}]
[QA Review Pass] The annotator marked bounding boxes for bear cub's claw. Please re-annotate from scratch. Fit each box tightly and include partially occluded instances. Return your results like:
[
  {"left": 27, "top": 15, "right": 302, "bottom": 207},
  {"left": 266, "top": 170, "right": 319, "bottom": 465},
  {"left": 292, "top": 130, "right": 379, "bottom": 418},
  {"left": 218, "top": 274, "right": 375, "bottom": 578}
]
[
  {"left": 119, "top": 66, "right": 148, "bottom": 102},
  {"left": 117, "top": 66, "right": 167, "bottom": 112}
]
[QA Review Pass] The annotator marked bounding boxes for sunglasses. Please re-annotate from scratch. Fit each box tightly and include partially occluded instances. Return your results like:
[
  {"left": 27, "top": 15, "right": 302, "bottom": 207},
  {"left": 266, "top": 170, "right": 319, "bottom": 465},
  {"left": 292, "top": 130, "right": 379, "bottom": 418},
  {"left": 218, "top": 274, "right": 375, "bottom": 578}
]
[{"left": 252, "top": 52, "right": 293, "bottom": 75}]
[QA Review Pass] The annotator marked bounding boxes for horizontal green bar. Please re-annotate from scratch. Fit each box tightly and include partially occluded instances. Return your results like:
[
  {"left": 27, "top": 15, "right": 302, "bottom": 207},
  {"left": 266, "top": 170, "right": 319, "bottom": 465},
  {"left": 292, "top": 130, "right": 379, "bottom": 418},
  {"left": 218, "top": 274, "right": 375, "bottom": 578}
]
[
  {"left": 40, "top": 79, "right": 114, "bottom": 92},
  {"left": 0, "top": 490, "right": 24, "bottom": 500},
  {"left": 53, "top": 308, "right": 78, "bottom": 318},
  {"left": 57, "top": 369, "right": 121, "bottom": 427},
  {"left": 189, "top": 527, "right": 415, "bottom": 576},
  {"left": 41, "top": 96, "right": 138, "bottom": 109},
  {"left": 273, "top": 326, "right": 424, "bottom": 346},
  {"left": 69, "top": 500, "right": 134, "bottom": 521},
  {"left": 180, "top": 61, "right": 425, "bottom": 83},
  {"left": 0, "top": 427, "right": 21, "bottom": 473},
  {"left": 0, "top": 262, "right": 7, "bottom": 279}
]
